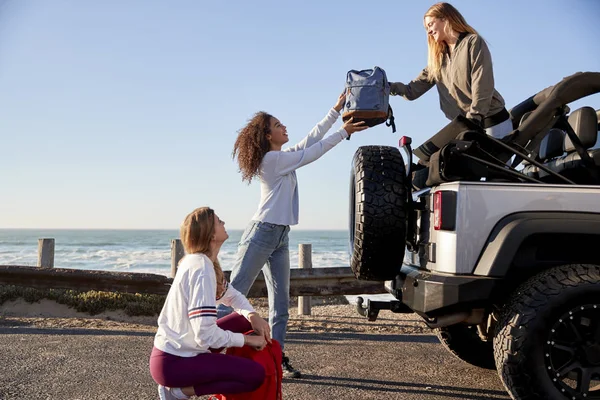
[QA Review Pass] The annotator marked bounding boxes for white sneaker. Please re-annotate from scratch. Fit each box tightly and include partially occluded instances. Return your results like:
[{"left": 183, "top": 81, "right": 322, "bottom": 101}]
[{"left": 157, "top": 385, "right": 178, "bottom": 400}]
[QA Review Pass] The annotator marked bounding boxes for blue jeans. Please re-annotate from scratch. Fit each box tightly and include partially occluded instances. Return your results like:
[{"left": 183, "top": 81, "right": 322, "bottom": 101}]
[{"left": 218, "top": 221, "right": 291, "bottom": 350}]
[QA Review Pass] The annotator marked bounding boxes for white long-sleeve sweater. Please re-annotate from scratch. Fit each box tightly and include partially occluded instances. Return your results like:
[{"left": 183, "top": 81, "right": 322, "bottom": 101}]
[
  {"left": 153, "top": 253, "right": 255, "bottom": 357},
  {"left": 251, "top": 108, "right": 348, "bottom": 226}
]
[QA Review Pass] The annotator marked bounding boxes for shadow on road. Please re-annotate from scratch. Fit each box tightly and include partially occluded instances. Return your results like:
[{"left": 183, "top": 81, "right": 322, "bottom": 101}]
[
  {"left": 0, "top": 327, "right": 154, "bottom": 337},
  {"left": 285, "top": 374, "right": 510, "bottom": 400},
  {"left": 300, "top": 317, "right": 425, "bottom": 329},
  {"left": 286, "top": 331, "right": 438, "bottom": 344}
]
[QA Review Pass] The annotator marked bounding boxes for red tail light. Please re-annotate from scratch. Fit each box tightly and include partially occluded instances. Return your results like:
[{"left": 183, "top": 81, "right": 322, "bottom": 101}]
[
  {"left": 433, "top": 191, "right": 457, "bottom": 231},
  {"left": 399, "top": 136, "right": 412, "bottom": 147},
  {"left": 433, "top": 191, "right": 442, "bottom": 230}
]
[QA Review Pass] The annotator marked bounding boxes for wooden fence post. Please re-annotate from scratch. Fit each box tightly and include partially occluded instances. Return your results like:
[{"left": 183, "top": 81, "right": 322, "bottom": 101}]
[
  {"left": 297, "top": 243, "right": 312, "bottom": 315},
  {"left": 37, "top": 238, "right": 55, "bottom": 268},
  {"left": 170, "top": 239, "right": 185, "bottom": 278}
]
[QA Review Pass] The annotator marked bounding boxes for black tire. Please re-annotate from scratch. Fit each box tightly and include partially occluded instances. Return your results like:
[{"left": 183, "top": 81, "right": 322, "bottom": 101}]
[
  {"left": 349, "top": 145, "right": 408, "bottom": 281},
  {"left": 435, "top": 324, "right": 496, "bottom": 370},
  {"left": 493, "top": 264, "right": 600, "bottom": 400}
]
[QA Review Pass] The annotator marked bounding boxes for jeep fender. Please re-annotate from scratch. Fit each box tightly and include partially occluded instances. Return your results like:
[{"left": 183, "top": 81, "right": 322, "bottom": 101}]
[{"left": 473, "top": 212, "right": 600, "bottom": 277}]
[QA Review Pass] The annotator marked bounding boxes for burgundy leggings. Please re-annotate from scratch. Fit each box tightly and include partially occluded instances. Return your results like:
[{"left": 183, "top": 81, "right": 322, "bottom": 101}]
[{"left": 149, "top": 313, "right": 265, "bottom": 396}]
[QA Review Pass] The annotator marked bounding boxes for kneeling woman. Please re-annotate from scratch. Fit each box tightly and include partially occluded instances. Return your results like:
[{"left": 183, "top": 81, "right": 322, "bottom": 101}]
[{"left": 150, "top": 207, "right": 271, "bottom": 400}]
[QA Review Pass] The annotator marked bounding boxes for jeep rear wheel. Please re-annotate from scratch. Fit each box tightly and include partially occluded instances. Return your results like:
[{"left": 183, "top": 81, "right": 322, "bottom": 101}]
[
  {"left": 349, "top": 145, "right": 408, "bottom": 281},
  {"left": 494, "top": 264, "right": 600, "bottom": 399},
  {"left": 435, "top": 324, "right": 496, "bottom": 370}
]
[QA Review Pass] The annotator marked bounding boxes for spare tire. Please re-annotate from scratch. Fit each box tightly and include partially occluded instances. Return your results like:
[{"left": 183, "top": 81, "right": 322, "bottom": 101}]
[{"left": 349, "top": 145, "right": 408, "bottom": 280}]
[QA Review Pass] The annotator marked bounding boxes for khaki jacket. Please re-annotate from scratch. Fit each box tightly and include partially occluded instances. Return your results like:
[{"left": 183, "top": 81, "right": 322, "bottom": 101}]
[{"left": 391, "top": 33, "right": 505, "bottom": 122}]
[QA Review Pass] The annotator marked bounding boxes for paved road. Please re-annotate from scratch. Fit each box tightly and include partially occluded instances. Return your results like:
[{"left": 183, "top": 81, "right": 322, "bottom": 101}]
[{"left": 0, "top": 325, "right": 510, "bottom": 400}]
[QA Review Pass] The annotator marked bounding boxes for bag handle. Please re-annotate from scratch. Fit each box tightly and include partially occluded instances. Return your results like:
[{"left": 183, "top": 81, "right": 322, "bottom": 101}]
[{"left": 386, "top": 106, "right": 396, "bottom": 133}]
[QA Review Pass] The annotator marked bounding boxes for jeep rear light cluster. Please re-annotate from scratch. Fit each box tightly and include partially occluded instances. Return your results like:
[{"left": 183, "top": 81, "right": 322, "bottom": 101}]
[
  {"left": 433, "top": 191, "right": 443, "bottom": 230},
  {"left": 433, "top": 191, "right": 457, "bottom": 231},
  {"left": 399, "top": 136, "right": 412, "bottom": 147}
]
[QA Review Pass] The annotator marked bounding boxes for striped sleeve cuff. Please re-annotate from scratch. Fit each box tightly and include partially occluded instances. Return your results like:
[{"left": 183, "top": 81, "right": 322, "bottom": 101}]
[{"left": 188, "top": 306, "right": 217, "bottom": 320}]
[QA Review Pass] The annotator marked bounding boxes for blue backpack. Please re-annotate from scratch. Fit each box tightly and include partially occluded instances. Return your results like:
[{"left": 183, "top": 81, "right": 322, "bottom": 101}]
[{"left": 343, "top": 66, "right": 396, "bottom": 133}]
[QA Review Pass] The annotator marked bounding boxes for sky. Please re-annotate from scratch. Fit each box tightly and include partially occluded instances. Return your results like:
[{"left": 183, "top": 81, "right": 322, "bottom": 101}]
[{"left": 1, "top": 0, "right": 599, "bottom": 230}]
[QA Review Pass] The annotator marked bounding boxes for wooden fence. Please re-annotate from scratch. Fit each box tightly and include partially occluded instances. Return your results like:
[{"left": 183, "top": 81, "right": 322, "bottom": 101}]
[{"left": 0, "top": 238, "right": 386, "bottom": 315}]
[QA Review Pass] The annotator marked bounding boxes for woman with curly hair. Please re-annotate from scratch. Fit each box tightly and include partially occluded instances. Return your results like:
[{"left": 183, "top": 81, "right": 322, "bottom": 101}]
[
  {"left": 391, "top": 2, "right": 511, "bottom": 139},
  {"left": 220, "top": 91, "right": 368, "bottom": 378}
]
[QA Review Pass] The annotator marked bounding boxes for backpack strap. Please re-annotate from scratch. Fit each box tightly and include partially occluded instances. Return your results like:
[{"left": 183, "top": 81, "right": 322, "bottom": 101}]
[{"left": 386, "top": 105, "right": 397, "bottom": 133}]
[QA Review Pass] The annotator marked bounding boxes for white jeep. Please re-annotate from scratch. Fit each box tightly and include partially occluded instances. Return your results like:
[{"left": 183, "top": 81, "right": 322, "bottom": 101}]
[{"left": 350, "top": 72, "right": 600, "bottom": 400}]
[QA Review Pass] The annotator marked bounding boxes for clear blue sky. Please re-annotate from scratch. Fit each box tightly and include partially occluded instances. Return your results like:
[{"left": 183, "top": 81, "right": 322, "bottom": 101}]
[{"left": 1, "top": 0, "right": 599, "bottom": 230}]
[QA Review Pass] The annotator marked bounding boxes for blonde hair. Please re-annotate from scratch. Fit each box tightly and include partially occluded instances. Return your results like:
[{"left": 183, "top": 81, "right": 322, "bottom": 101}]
[
  {"left": 424, "top": 2, "right": 478, "bottom": 82},
  {"left": 180, "top": 207, "right": 226, "bottom": 298}
]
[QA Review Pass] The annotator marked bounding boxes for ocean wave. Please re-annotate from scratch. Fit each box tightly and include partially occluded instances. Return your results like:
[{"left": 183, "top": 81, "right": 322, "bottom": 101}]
[
  {"left": 0, "top": 249, "right": 350, "bottom": 273},
  {"left": 0, "top": 230, "right": 351, "bottom": 275},
  {"left": 62, "top": 242, "right": 124, "bottom": 247}
]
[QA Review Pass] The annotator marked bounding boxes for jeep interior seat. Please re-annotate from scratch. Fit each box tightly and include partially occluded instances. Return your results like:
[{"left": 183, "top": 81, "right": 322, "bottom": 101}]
[
  {"left": 518, "top": 111, "right": 542, "bottom": 178},
  {"left": 535, "top": 129, "right": 566, "bottom": 180},
  {"left": 546, "top": 106, "right": 600, "bottom": 183},
  {"left": 522, "top": 128, "right": 565, "bottom": 179}
]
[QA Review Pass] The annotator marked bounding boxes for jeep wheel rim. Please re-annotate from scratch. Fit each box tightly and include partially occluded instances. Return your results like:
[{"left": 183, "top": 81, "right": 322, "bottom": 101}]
[{"left": 544, "top": 304, "right": 600, "bottom": 399}]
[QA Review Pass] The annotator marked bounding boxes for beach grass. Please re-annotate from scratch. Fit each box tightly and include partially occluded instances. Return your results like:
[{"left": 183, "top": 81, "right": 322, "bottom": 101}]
[
  {"left": 0, "top": 284, "right": 351, "bottom": 317},
  {"left": 0, "top": 285, "right": 166, "bottom": 316}
]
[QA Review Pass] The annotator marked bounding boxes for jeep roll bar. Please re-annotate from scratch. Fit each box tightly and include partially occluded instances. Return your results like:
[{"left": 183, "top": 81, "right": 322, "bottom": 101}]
[{"left": 508, "top": 71, "right": 600, "bottom": 148}]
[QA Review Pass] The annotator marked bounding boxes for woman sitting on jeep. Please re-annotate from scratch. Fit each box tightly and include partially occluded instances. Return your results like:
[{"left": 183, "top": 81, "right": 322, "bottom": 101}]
[{"left": 390, "top": 2, "right": 512, "bottom": 140}]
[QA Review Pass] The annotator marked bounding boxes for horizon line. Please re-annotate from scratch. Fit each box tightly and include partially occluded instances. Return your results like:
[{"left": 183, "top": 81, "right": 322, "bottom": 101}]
[{"left": 0, "top": 227, "right": 349, "bottom": 232}]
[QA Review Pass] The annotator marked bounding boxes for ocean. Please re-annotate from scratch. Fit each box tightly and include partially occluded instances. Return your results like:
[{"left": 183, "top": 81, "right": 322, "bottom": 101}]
[{"left": 0, "top": 229, "right": 351, "bottom": 276}]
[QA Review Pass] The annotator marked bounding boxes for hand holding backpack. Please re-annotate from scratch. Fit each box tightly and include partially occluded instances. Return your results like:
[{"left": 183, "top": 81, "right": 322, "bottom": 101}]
[{"left": 343, "top": 66, "right": 396, "bottom": 138}]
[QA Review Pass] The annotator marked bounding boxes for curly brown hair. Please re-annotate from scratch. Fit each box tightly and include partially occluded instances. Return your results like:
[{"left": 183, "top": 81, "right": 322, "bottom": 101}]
[{"left": 232, "top": 111, "right": 273, "bottom": 183}]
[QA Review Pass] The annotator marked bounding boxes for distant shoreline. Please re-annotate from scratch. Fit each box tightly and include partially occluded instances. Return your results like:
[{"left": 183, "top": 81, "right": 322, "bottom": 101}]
[{"left": 0, "top": 228, "right": 350, "bottom": 232}]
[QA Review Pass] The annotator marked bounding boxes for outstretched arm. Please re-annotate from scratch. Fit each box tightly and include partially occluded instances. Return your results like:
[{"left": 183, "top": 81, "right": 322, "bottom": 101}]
[
  {"left": 285, "top": 92, "right": 347, "bottom": 152},
  {"left": 275, "top": 128, "right": 348, "bottom": 174},
  {"left": 390, "top": 68, "right": 434, "bottom": 100},
  {"left": 273, "top": 118, "right": 368, "bottom": 175}
]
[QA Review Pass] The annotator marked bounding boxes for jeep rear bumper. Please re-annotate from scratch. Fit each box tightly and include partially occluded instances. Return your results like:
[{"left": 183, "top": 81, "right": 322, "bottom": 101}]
[{"left": 386, "top": 264, "right": 500, "bottom": 315}]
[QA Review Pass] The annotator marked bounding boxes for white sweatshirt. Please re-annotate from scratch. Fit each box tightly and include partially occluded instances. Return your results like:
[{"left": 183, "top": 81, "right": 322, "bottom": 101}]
[
  {"left": 153, "top": 253, "right": 256, "bottom": 357},
  {"left": 251, "top": 108, "right": 348, "bottom": 226}
]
